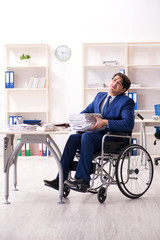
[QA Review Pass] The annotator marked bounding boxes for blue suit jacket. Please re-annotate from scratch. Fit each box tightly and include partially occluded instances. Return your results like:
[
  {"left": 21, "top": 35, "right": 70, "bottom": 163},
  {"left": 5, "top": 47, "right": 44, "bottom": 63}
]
[{"left": 81, "top": 92, "right": 135, "bottom": 133}]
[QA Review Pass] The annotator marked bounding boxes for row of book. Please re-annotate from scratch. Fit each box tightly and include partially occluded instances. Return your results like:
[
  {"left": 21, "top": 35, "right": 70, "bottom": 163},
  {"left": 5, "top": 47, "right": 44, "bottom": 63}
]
[
  {"left": 5, "top": 71, "right": 46, "bottom": 89},
  {"left": 17, "top": 141, "right": 50, "bottom": 157},
  {"left": 26, "top": 76, "right": 46, "bottom": 88},
  {"left": 128, "top": 92, "right": 137, "bottom": 110}
]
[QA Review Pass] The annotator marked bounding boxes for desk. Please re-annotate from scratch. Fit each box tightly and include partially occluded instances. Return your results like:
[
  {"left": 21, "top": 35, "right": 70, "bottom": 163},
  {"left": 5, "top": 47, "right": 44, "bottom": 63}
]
[
  {"left": 0, "top": 129, "right": 70, "bottom": 204},
  {"left": 135, "top": 119, "right": 160, "bottom": 149}
]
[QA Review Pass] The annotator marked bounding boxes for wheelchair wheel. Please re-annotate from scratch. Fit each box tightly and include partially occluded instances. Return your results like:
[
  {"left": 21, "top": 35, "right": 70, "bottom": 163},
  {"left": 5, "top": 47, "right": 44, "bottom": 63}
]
[
  {"left": 97, "top": 187, "right": 107, "bottom": 203},
  {"left": 115, "top": 144, "right": 154, "bottom": 199}
]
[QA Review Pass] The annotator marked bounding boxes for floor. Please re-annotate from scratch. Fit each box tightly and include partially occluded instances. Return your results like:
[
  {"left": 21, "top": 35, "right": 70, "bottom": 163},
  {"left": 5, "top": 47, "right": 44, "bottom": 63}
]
[{"left": 0, "top": 156, "right": 160, "bottom": 240}]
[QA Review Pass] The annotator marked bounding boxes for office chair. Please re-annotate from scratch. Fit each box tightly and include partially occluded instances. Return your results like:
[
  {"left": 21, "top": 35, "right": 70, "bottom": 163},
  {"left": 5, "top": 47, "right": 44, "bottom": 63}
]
[{"left": 154, "top": 104, "right": 160, "bottom": 165}]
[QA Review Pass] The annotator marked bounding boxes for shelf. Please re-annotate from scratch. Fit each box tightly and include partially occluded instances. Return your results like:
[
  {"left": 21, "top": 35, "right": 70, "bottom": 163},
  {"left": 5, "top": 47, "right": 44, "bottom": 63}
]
[
  {"left": 6, "top": 88, "right": 47, "bottom": 91},
  {"left": 6, "top": 65, "right": 47, "bottom": 69},
  {"left": 83, "top": 65, "right": 125, "bottom": 69},
  {"left": 127, "top": 65, "right": 160, "bottom": 68},
  {"left": 5, "top": 43, "right": 49, "bottom": 126},
  {"left": 130, "top": 87, "right": 160, "bottom": 90}
]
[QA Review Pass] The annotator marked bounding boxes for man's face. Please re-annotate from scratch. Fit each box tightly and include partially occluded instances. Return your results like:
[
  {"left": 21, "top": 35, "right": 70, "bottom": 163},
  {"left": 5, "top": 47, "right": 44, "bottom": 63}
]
[{"left": 109, "top": 75, "right": 126, "bottom": 96}]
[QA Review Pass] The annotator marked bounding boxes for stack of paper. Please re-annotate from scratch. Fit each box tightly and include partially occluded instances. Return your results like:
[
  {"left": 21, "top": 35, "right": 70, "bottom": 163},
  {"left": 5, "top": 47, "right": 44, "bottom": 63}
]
[
  {"left": 68, "top": 113, "right": 101, "bottom": 131},
  {"left": 8, "top": 124, "right": 38, "bottom": 131}
]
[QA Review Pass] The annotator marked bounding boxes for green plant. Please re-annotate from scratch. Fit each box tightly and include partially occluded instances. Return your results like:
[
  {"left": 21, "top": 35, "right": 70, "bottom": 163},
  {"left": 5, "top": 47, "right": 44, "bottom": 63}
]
[{"left": 20, "top": 54, "right": 31, "bottom": 60}]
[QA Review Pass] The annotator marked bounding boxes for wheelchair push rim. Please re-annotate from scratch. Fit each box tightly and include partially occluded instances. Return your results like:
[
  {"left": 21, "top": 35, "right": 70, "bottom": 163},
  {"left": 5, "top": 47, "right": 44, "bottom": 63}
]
[{"left": 115, "top": 144, "right": 154, "bottom": 199}]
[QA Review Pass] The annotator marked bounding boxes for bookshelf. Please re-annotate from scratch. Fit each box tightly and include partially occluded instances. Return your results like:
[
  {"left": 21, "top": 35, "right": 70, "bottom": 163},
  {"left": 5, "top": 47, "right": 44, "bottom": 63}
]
[
  {"left": 4, "top": 44, "right": 49, "bottom": 156},
  {"left": 82, "top": 42, "right": 160, "bottom": 154}
]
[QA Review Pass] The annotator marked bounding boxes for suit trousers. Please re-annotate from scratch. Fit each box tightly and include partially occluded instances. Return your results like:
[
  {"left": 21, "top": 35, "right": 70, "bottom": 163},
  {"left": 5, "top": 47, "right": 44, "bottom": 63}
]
[{"left": 60, "top": 132, "right": 104, "bottom": 184}]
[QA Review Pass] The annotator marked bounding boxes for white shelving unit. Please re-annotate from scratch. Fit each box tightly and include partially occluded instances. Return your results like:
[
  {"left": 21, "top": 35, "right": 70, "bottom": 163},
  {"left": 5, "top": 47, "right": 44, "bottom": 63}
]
[
  {"left": 82, "top": 42, "right": 160, "bottom": 154},
  {"left": 4, "top": 44, "right": 49, "bottom": 126},
  {"left": 4, "top": 44, "right": 49, "bottom": 156}
]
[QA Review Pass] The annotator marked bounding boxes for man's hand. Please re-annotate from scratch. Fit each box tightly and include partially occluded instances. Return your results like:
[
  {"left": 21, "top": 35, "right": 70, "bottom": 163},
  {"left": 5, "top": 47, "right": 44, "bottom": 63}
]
[{"left": 90, "top": 114, "right": 108, "bottom": 130}]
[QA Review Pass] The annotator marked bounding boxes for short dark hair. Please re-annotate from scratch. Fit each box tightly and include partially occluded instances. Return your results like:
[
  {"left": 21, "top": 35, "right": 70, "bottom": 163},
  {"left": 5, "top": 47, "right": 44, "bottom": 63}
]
[{"left": 112, "top": 73, "right": 131, "bottom": 92}]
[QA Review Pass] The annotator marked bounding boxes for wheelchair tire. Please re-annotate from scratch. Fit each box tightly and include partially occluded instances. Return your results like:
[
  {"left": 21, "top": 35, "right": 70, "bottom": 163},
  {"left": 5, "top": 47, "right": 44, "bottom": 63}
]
[
  {"left": 97, "top": 187, "right": 107, "bottom": 203},
  {"left": 63, "top": 186, "right": 70, "bottom": 198},
  {"left": 115, "top": 144, "right": 154, "bottom": 199}
]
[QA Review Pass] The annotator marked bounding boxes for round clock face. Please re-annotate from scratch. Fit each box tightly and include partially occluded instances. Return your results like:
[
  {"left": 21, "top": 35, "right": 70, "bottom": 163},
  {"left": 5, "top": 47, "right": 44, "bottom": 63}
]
[{"left": 55, "top": 45, "right": 71, "bottom": 61}]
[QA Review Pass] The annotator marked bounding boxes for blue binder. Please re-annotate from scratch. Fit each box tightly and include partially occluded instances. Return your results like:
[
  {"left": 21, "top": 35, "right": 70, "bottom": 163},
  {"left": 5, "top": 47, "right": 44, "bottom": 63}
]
[
  {"left": 5, "top": 71, "right": 10, "bottom": 88},
  {"left": 128, "top": 92, "right": 137, "bottom": 110},
  {"left": 43, "top": 144, "right": 47, "bottom": 156},
  {"left": 9, "top": 71, "right": 14, "bottom": 88},
  {"left": 5, "top": 71, "right": 14, "bottom": 88},
  {"left": 131, "top": 138, "right": 137, "bottom": 155}
]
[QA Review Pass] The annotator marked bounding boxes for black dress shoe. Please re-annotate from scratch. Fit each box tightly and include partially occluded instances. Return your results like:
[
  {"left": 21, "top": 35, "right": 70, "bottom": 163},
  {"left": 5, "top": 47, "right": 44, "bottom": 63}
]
[
  {"left": 44, "top": 178, "right": 59, "bottom": 190},
  {"left": 65, "top": 179, "right": 90, "bottom": 193}
]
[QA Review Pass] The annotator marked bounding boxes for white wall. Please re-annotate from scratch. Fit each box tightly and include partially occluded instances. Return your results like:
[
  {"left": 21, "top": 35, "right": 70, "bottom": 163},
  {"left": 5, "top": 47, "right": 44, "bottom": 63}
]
[{"left": 0, "top": 0, "right": 160, "bottom": 154}]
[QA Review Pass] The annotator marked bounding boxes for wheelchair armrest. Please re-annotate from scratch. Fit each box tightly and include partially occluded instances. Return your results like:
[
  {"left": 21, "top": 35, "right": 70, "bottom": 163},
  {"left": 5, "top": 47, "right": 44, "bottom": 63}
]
[{"left": 101, "top": 132, "right": 132, "bottom": 153}]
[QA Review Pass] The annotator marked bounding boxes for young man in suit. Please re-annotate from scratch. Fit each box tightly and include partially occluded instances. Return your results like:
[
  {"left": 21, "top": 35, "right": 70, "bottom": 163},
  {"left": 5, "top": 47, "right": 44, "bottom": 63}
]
[{"left": 44, "top": 73, "right": 135, "bottom": 192}]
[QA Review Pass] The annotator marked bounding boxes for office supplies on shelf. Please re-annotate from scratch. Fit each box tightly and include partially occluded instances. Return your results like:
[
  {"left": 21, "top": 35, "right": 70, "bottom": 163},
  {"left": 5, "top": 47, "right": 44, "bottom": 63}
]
[
  {"left": 38, "top": 144, "right": 43, "bottom": 156},
  {"left": 5, "top": 71, "right": 14, "bottom": 88},
  {"left": 43, "top": 144, "right": 47, "bottom": 156},
  {"left": 128, "top": 92, "right": 137, "bottom": 110},
  {"left": 103, "top": 60, "right": 118, "bottom": 65},
  {"left": 21, "top": 144, "right": 26, "bottom": 156},
  {"left": 17, "top": 138, "right": 21, "bottom": 156},
  {"left": 131, "top": 138, "right": 137, "bottom": 155},
  {"left": 25, "top": 143, "right": 30, "bottom": 156}
]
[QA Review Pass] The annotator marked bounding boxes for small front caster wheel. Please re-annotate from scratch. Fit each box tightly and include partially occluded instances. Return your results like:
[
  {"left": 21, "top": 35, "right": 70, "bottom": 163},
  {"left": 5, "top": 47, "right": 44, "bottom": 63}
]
[
  {"left": 63, "top": 186, "right": 70, "bottom": 198},
  {"left": 154, "top": 159, "right": 159, "bottom": 166},
  {"left": 97, "top": 187, "right": 107, "bottom": 203}
]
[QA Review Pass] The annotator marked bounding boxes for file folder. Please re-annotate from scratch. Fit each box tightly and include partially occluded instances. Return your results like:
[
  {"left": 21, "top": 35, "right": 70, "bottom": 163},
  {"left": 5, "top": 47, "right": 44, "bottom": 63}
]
[
  {"left": 5, "top": 71, "right": 10, "bottom": 88},
  {"left": 25, "top": 143, "right": 30, "bottom": 156},
  {"left": 21, "top": 144, "right": 26, "bottom": 156},
  {"left": 131, "top": 138, "right": 137, "bottom": 155},
  {"left": 43, "top": 144, "right": 47, "bottom": 156},
  {"left": 38, "top": 144, "right": 43, "bottom": 156},
  {"left": 17, "top": 138, "right": 21, "bottom": 156},
  {"left": 9, "top": 71, "right": 14, "bottom": 88},
  {"left": 128, "top": 92, "right": 137, "bottom": 110}
]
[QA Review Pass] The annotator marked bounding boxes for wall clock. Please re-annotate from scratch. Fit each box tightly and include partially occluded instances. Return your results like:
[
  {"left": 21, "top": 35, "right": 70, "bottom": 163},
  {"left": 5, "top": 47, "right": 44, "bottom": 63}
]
[{"left": 55, "top": 45, "right": 71, "bottom": 61}]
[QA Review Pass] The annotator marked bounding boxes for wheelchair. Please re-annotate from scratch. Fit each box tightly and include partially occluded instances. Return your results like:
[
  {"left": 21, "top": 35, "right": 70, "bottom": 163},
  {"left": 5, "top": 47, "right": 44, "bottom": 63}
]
[{"left": 63, "top": 132, "right": 154, "bottom": 203}]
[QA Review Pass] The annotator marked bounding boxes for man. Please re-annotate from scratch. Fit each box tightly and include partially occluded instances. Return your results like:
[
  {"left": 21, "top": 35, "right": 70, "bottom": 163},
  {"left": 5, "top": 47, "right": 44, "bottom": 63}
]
[{"left": 44, "top": 73, "right": 135, "bottom": 192}]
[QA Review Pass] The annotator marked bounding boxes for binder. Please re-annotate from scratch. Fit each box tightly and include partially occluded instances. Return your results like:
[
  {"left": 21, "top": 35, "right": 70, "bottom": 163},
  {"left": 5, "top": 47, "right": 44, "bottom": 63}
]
[
  {"left": 17, "top": 138, "right": 21, "bottom": 156},
  {"left": 48, "top": 140, "right": 51, "bottom": 156},
  {"left": 128, "top": 92, "right": 137, "bottom": 110},
  {"left": 9, "top": 116, "right": 13, "bottom": 125},
  {"left": 5, "top": 71, "right": 10, "bottom": 88},
  {"left": 38, "top": 144, "right": 43, "bottom": 156},
  {"left": 131, "top": 138, "right": 137, "bottom": 156},
  {"left": 5, "top": 71, "right": 14, "bottom": 88},
  {"left": 21, "top": 144, "right": 26, "bottom": 156},
  {"left": 43, "top": 144, "right": 47, "bottom": 156},
  {"left": 120, "top": 69, "right": 125, "bottom": 74},
  {"left": 25, "top": 143, "right": 30, "bottom": 156},
  {"left": 9, "top": 71, "right": 14, "bottom": 88}
]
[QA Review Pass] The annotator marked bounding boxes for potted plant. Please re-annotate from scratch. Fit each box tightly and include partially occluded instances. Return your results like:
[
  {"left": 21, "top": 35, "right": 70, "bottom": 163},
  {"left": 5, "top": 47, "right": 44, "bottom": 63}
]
[{"left": 20, "top": 54, "right": 31, "bottom": 65}]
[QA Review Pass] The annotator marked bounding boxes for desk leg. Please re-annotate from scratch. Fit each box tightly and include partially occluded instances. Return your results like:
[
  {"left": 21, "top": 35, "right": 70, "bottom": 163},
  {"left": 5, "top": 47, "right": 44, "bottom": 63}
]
[
  {"left": 45, "top": 141, "right": 65, "bottom": 204},
  {"left": 4, "top": 139, "right": 24, "bottom": 204}
]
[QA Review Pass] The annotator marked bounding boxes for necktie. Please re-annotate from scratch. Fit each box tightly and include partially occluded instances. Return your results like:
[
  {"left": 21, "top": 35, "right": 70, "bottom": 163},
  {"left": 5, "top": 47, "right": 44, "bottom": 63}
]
[{"left": 102, "top": 96, "right": 112, "bottom": 114}]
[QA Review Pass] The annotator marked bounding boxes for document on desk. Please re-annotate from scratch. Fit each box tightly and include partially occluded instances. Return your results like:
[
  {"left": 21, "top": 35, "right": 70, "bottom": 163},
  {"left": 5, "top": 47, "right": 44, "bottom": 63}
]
[
  {"left": 7, "top": 124, "right": 39, "bottom": 131},
  {"left": 68, "top": 113, "right": 102, "bottom": 131}
]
